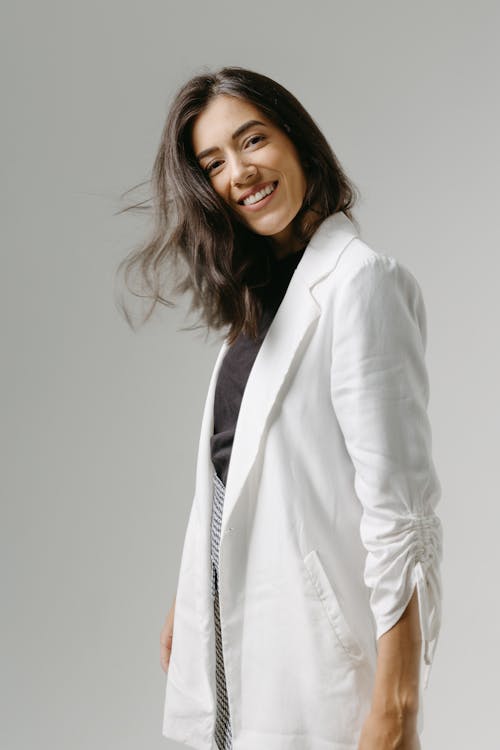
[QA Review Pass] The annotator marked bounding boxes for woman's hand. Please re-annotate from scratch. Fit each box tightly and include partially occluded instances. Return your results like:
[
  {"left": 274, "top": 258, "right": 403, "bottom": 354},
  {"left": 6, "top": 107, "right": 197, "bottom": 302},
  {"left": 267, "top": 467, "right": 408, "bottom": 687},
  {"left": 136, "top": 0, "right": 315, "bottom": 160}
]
[
  {"left": 357, "top": 707, "right": 421, "bottom": 750},
  {"left": 160, "top": 595, "right": 176, "bottom": 674}
]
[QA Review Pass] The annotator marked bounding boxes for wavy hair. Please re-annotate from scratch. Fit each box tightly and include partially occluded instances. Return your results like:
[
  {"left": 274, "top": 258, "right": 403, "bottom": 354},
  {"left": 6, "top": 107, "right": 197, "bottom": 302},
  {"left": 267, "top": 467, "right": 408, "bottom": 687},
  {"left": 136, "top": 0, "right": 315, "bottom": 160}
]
[{"left": 115, "top": 66, "right": 361, "bottom": 344}]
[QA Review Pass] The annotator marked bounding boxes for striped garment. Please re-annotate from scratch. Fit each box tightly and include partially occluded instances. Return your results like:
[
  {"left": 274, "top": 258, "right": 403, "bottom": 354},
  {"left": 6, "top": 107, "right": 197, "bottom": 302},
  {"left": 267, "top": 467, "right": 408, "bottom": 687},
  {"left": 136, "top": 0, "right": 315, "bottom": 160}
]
[{"left": 210, "top": 468, "right": 233, "bottom": 750}]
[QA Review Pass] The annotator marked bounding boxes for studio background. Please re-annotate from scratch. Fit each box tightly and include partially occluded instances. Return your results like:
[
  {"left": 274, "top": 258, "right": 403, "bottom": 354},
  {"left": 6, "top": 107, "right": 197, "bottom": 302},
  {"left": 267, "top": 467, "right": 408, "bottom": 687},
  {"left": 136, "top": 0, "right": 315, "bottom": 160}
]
[{"left": 3, "top": 1, "right": 499, "bottom": 748}]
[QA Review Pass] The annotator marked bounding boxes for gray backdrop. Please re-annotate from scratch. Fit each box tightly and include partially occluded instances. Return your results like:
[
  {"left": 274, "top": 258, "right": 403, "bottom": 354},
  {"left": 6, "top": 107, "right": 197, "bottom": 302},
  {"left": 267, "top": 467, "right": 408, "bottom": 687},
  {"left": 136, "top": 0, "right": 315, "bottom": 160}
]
[{"left": 3, "top": 1, "right": 499, "bottom": 748}]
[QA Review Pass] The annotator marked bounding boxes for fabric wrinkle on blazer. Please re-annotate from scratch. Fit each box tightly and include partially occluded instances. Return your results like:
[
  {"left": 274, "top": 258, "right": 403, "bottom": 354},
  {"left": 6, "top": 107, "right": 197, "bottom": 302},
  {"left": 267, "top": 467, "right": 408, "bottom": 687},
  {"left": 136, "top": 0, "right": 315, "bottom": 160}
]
[{"left": 162, "top": 211, "right": 444, "bottom": 750}]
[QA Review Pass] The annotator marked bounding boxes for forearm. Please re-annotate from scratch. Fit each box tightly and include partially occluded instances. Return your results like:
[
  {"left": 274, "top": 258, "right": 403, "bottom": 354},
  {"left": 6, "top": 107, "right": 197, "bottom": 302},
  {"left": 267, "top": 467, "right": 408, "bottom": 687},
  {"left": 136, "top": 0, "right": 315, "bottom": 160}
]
[{"left": 370, "top": 587, "right": 422, "bottom": 720}]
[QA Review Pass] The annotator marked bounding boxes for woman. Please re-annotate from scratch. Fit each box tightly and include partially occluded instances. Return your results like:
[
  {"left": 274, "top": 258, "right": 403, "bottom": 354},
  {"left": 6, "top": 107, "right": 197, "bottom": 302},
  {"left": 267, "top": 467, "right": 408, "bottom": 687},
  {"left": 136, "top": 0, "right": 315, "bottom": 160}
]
[{"left": 118, "top": 67, "right": 443, "bottom": 749}]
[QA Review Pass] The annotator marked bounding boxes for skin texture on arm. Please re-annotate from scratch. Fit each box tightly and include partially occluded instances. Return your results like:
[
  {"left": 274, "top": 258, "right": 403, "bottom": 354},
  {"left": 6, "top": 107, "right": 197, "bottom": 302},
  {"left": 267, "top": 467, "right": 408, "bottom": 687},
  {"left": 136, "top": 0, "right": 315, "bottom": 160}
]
[
  {"left": 160, "top": 595, "right": 176, "bottom": 674},
  {"left": 358, "top": 588, "right": 422, "bottom": 750}
]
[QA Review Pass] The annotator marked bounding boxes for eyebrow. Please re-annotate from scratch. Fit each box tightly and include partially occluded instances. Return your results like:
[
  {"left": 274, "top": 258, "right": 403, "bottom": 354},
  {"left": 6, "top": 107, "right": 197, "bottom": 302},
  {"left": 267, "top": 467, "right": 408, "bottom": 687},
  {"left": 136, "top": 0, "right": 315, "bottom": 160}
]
[{"left": 195, "top": 119, "right": 268, "bottom": 161}]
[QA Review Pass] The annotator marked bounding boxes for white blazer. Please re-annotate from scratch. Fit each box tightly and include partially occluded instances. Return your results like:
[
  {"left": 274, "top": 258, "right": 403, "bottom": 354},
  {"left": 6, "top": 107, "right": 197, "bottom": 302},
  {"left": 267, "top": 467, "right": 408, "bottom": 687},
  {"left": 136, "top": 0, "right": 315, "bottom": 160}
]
[{"left": 162, "top": 211, "right": 443, "bottom": 750}]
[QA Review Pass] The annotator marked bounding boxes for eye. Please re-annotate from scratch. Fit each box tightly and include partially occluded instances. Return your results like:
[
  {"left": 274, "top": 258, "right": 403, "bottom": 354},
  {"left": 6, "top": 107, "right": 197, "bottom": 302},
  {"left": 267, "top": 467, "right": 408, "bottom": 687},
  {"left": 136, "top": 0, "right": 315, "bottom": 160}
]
[
  {"left": 204, "top": 135, "right": 266, "bottom": 175},
  {"left": 205, "top": 159, "right": 222, "bottom": 175},
  {"left": 245, "top": 134, "right": 265, "bottom": 147}
]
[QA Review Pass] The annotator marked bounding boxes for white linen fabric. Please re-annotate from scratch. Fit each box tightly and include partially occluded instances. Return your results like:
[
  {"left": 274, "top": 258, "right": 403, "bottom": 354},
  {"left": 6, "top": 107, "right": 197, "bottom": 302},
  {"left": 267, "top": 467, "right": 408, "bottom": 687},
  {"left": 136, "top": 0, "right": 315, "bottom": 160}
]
[
  {"left": 329, "top": 254, "right": 443, "bottom": 687},
  {"left": 161, "top": 212, "right": 444, "bottom": 749}
]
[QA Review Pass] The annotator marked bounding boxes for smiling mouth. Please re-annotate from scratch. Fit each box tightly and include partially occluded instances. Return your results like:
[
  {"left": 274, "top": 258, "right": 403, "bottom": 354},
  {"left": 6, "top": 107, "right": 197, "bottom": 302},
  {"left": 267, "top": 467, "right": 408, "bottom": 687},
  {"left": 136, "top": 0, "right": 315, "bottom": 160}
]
[{"left": 238, "top": 181, "right": 279, "bottom": 206}]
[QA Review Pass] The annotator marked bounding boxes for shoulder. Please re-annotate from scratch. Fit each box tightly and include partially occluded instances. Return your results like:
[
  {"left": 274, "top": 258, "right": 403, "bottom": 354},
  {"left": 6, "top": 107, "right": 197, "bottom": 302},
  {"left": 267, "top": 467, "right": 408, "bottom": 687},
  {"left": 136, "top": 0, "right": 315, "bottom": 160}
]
[
  {"left": 327, "top": 237, "right": 425, "bottom": 314},
  {"left": 335, "top": 237, "right": 421, "bottom": 293},
  {"left": 321, "top": 237, "right": 428, "bottom": 348}
]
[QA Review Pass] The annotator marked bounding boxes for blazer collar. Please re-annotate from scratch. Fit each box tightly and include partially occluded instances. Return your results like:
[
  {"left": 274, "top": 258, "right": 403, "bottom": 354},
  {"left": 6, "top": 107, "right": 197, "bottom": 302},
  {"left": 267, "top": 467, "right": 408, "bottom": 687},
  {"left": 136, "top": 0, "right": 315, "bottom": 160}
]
[{"left": 194, "top": 211, "right": 359, "bottom": 532}]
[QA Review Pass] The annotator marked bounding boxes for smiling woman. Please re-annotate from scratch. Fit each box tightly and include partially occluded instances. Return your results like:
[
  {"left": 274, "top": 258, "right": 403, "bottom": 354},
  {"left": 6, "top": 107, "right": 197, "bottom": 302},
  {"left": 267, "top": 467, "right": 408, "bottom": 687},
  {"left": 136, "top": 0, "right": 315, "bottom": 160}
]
[
  {"left": 191, "top": 97, "right": 309, "bottom": 254},
  {"left": 115, "top": 66, "right": 443, "bottom": 750},
  {"left": 115, "top": 66, "right": 359, "bottom": 344}
]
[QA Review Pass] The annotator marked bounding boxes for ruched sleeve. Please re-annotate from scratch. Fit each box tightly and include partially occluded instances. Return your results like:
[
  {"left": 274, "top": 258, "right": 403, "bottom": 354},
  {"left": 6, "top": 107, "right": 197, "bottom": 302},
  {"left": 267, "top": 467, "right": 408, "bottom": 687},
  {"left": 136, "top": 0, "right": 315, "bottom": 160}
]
[{"left": 329, "top": 254, "right": 443, "bottom": 690}]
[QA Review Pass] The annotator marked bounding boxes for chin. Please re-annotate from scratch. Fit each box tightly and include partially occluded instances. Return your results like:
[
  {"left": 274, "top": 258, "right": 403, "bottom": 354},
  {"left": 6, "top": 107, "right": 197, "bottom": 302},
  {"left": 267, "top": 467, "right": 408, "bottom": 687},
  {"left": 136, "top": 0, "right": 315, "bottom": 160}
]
[{"left": 250, "top": 213, "right": 293, "bottom": 236}]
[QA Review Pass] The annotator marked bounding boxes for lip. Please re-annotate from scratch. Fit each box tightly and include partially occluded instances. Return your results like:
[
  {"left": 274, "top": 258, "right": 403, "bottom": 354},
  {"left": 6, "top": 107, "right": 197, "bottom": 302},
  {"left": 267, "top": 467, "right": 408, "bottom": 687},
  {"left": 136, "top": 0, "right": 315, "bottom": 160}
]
[{"left": 237, "top": 180, "right": 279, "bottom": 210}]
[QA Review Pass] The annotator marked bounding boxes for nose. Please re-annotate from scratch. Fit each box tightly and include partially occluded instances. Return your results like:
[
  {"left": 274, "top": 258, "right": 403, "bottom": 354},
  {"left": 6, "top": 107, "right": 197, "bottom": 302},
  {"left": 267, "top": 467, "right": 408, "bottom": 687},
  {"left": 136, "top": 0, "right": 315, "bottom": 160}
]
[{"left": 229, "top": 154, "right": 257, "bottom": 187}]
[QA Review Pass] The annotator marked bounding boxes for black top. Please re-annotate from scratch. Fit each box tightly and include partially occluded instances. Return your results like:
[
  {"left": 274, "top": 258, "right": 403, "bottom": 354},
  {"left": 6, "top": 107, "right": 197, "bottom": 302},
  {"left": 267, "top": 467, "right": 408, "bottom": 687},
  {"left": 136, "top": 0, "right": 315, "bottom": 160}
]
[{"left": 210, "top": 246, "right": 306, "bottom": 486}]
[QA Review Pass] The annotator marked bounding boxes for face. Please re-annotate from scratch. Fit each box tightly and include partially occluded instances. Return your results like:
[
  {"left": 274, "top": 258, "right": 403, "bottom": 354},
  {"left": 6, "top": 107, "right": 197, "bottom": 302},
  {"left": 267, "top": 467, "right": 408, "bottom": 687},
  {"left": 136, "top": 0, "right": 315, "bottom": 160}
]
[{"left": 191, "top": 94, "right": 309, "bottom": 256}]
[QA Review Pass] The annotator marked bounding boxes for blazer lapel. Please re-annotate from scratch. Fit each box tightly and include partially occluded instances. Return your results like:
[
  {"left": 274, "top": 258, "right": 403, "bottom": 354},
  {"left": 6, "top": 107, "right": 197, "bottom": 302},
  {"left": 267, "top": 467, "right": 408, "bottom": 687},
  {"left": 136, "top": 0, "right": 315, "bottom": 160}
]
[
  {"left": 222, "top": 271, "right": 320, "bottom": 521},
  {"left": 193, "top": 211, "right": 359, "bottom": 539}
]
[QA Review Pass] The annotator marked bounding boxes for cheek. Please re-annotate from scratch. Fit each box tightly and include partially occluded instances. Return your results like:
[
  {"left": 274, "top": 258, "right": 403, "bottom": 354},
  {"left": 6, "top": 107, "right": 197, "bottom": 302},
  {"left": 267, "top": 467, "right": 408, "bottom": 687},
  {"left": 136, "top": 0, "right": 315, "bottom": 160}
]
[
  {"left": 262, "top": 143, "right": 285, "bottom": 168},
  {"left": 212, "top": 176, "right": 230, "bottom": 199},
  {"left": 280, "top": 152, "right": 304, "bottom": 183},
  {"left": 289, "top": 162, "right": 307, "bottom": 196}
]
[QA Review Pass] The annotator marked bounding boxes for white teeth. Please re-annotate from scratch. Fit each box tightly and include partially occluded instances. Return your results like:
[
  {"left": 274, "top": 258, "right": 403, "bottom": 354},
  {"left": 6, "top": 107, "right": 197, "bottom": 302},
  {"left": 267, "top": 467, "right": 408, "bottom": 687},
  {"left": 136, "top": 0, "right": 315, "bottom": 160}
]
[{"left": 242, "top": 182, "right": 277, "bottom": 205}]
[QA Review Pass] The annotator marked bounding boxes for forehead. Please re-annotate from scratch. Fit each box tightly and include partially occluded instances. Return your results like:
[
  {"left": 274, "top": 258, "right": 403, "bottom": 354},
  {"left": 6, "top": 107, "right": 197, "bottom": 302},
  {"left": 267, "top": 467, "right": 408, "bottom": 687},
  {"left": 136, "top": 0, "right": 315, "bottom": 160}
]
[{"left": 191, "top": 95, "right": 273, "bottom": 152}]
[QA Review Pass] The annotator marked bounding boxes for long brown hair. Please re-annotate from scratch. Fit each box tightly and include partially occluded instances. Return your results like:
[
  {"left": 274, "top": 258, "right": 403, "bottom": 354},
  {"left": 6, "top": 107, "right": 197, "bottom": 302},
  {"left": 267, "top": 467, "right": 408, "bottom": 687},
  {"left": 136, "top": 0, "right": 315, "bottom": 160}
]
[{"left": 115, "top": 66, "right": 360, "bottom": 345}]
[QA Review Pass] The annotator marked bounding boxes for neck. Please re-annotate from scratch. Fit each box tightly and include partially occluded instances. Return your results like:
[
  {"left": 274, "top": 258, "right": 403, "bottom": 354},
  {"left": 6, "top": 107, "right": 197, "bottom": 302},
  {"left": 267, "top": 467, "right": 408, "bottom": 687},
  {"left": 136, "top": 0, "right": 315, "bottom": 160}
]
[
  {"left": 268, "top": 233, "right": 306, "bottom": 261},
  {"left": 267, "top": 205, "right": 323, "bottom": 260}
]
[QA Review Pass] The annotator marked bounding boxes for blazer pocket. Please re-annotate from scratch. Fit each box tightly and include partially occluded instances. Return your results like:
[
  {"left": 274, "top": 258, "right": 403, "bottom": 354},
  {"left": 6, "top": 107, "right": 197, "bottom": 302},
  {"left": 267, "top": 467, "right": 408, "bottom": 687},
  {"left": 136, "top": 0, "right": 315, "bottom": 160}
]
[{"left": 303, "top": 549, "right": 365, "bottom": 662}]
